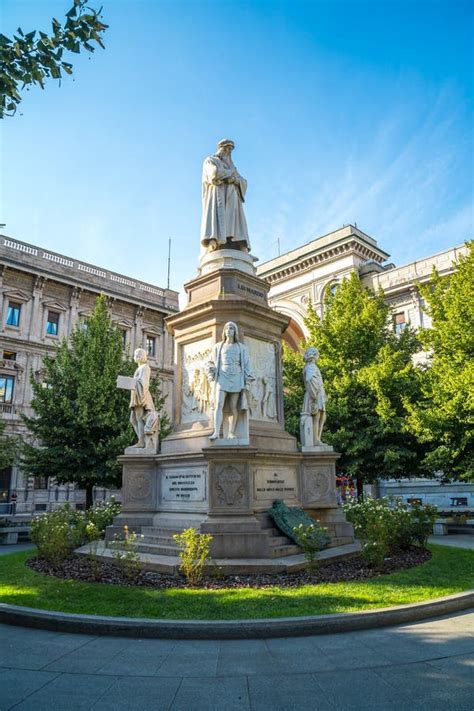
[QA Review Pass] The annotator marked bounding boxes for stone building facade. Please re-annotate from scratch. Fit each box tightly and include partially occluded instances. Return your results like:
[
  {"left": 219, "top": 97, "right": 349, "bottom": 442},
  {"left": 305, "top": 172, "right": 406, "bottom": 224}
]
[
  {"left": 0, "top": 235, "right": 178, "bottom": 517},
  {"left": 257, "top": 224, "right": 467, "bottom": 350}
]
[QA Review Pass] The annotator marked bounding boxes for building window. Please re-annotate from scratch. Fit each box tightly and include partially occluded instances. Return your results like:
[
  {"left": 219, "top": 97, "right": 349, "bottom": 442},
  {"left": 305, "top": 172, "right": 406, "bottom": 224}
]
[
  {"left": 146, "top": 335, "right": 156, "bottom": 358},
  {"left": 6, "top": 302, "right": 21, "bottom": 327},
  {"left": 0, "top": 468, "right": 12, "bottom": 503},
  {"left": 121, "top": 329, "right": 128, "bottom": 348},
  {"left": 329, "top": 283, "right": 339, "bottom": 296},
  {"left": 393, "top": 312, "right": 406, "bottom": 334},
  {"left": 3, "top": 351, "right": 16, "bottom": 361},
  {"left": 0, "top": 375, "right": 14, "bottom": 403},
  {"left": 34, "top": 475, "right": 48, "bottom": 490},
  {"left": 46, "top": 311, "right": 60, "bottom": 336}
]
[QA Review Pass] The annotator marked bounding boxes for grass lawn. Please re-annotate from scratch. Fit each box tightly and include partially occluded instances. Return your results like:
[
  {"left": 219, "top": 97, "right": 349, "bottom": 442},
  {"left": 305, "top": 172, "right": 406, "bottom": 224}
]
[{"left": 0, "top": 545, "right": 472, "bottom": 620}]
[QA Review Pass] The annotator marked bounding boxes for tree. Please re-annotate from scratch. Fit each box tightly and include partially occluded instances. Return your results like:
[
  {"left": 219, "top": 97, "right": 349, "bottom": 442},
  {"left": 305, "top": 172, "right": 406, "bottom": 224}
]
[
  {"left": 406, "top": 242, "right": 474, "bottom": 481},
  {"left": 0, "top": 419, "right": 19, "bottom": 472},
  {"left": 283, "top": 273, "right": 427, "bottom": 491},
  {"left": 1, "top": 0, "right": 107, "bottom": 118},
  {"left": 21, "top": 295, "right": 168, "bottom": 507}
]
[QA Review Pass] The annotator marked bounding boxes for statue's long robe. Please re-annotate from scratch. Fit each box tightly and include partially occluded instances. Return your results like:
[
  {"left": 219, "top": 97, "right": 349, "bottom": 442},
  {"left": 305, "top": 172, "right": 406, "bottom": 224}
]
[
  {"left": 302, "top": 362, "right": 327, "bottom": 414},
  {"left": 130, "top": 363, "right": 154, "bottom": 411},
  {"left": 200, "top": 155, "right": 250, "bottom": 249}
]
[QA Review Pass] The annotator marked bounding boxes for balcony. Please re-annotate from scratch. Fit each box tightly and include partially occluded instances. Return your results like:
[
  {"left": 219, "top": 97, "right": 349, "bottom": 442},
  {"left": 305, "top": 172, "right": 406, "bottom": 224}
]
[{"left": 0, "top": 403, "right": 22, "bottom": 416}]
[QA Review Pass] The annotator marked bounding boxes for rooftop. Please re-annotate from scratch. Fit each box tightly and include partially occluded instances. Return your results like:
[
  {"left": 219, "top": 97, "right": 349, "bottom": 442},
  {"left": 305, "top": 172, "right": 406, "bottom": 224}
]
[
  {"left": 257, "top": 225, "right": 390, "bottom": 283},
  {"left": 0, "top": 235, "right": 179, "bottom": 313}
]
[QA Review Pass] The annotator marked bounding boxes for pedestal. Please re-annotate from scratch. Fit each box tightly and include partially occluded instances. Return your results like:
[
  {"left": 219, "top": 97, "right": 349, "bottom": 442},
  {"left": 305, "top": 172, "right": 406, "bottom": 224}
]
[{"left": 110, "top": 252, "right": 354, "bottom": 563}]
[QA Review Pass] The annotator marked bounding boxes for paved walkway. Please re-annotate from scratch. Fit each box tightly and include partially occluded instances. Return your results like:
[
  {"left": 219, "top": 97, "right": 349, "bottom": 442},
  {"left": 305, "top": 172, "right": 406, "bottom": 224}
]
[
  {"left": 0, "top": 611, "right": 473, "bottom": 710},
  {"left": 429, "top": 534, "right": 474, "bottom": 550},
  {"left": 0, "top": 544, "right": 35, "bottom": 557}
]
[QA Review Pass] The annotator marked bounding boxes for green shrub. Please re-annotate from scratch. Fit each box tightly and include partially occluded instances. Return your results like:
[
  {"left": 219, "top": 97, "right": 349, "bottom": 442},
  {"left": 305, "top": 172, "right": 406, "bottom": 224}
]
[
  {"left": 344, "top": 496, "right": 438, "bottom": 567},
  {"left": 293, "top": 521, "right": 331, "bottom": 573},
  {"left": 85, "top": 498, "right": 121, "bottom": 534},
  {"left": 408, "top": 502, "right": 438, "bottom": 546},
  {"left": 173, "top": 527, "right": 213, "bottom": 586},
  {"left": 108, "top": 525, "right": 143, "bottom": 580},
  {"left": 30, "top": 504, "right": 85, "bottom": 565},
  {"left": 30, "top": 499, "right": 122, "bottom": 566}
]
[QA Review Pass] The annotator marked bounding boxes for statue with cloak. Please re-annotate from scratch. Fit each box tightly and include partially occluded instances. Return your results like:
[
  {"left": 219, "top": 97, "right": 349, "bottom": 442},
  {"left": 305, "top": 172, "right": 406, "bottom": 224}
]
[{"left": 200, "top": 139, "right": 250, "bottom": 253}]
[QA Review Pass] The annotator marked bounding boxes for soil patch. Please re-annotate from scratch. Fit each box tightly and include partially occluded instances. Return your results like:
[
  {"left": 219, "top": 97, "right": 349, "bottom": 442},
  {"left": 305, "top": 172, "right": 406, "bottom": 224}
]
[{"left": 27, "top": 547, "right": 431, "bottom": 589}]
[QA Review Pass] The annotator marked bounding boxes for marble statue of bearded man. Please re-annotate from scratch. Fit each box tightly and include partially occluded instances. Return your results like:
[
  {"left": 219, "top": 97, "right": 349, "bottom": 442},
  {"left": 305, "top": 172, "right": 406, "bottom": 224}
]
[{"left": 200, "top": 139, "right": 250, "bottom": 253}]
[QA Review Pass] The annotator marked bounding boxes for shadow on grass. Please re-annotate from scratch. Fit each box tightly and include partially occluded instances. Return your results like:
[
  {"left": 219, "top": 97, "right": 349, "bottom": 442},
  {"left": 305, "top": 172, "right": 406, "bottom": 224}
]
[{"left": 0, "top": 545, "right": 472, "bottom": 620}]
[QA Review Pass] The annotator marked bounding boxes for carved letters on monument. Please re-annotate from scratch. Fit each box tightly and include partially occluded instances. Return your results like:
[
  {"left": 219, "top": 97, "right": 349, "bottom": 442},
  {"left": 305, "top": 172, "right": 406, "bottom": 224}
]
[
  {"left": 180, "top": 339, "right": 213, "bottom": 423},
  {"left": 215, "top": 465, "right": 245, "bottom": 506},
  {"left": 254, "top": 466, "right": 298, "bottom": 502},
  {"left": 246, "top": 337, "right": 278, "bottom": 421},
  {"left": 162, "top": 468, "right": 206, "bottom": 503}
]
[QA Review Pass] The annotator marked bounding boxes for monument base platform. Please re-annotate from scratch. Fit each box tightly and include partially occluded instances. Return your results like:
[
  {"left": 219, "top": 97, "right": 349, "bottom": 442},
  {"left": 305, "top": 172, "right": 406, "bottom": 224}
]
[{"left": 77, "top": 540, "right": 361, "bottom": 576}]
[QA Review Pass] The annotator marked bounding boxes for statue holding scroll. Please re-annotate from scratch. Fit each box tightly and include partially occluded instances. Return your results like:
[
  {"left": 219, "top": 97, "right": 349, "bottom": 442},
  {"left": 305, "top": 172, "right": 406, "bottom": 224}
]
[{"left": 117, "top": 348, "right": 160, "bottom": 452}]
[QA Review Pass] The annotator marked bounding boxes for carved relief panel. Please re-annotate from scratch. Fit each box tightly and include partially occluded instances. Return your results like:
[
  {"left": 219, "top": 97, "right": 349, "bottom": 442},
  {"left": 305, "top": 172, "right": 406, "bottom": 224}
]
[
  {"left": 122, "top": 463, "right": 156, "bottom": 511},
  {"left": 301, "top": 464, "right": 337, "bottom": 508},
  {"left": 210, "top": 462, "right": 250, "bottom": 513},
  {"left": 180, "top": 338, "right": 213, "bottom": 424},
  {"left": 245, "top": 337, "right": 278, "bottom": 422}
]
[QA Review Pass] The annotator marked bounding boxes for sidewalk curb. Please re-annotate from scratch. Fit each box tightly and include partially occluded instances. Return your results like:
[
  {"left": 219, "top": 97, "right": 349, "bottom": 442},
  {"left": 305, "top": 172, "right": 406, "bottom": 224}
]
[{"left": 0, "top": 592, "right": 472, "bottom": 639}]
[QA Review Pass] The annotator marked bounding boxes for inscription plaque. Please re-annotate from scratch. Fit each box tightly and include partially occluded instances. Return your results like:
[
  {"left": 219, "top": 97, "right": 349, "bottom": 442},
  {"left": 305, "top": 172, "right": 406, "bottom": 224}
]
[
  {"left": 254, "top": 467, "right": 297, "bottom": 501},
  {"left": 162, "top": 468, "right": 206, "bottom": 502}
]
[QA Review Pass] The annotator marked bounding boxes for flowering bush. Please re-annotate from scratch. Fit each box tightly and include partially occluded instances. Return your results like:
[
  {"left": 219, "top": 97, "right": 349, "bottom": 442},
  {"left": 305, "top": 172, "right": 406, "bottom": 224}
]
[
  {"left": 30, "top": 499, "right": 122, "bottom": 565},
  {"left": 293, "top": 521, "right": 331, "bottom": 572},
  {"left": 30, "top": 504, "right": 85, "bottom": 565},
  {"left": 173, "top": 528, "right": 213, "bottom": 585},
  {"left": 109, "top": 525, "right": 143, "bottom": 579},
  {"left": 343, "top": 496, "right": 437, "bottom": 567}
]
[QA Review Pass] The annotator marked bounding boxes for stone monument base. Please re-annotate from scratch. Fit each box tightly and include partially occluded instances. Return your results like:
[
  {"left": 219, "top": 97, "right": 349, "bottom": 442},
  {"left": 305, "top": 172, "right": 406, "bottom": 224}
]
[{"left": 105, "top": 446, "right": 355, "bottom": 571}]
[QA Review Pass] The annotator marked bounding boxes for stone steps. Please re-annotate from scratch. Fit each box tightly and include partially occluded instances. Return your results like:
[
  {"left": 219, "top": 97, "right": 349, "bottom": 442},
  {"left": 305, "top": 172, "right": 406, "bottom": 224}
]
[{"left": 76, "top": 541, "right": 361, "bottom": 576}]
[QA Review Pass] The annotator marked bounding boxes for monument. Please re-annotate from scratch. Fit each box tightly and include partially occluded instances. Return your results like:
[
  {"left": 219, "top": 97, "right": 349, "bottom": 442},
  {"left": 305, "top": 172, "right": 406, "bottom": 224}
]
[
  {"left": 117, "top": 348, "right": 160, "bottom": 453},
  {"left": 300, "top": 347, "right": 329, "bottom": 451},
  {"left": 110, "top": 140, "right": 354, "bottom": 572}
]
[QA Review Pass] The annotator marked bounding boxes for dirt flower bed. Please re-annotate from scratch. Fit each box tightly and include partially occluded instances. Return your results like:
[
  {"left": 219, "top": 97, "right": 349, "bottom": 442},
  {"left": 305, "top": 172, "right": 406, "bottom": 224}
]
[{"left": 27, "top": 547, "right": 431, "bottom": 590}]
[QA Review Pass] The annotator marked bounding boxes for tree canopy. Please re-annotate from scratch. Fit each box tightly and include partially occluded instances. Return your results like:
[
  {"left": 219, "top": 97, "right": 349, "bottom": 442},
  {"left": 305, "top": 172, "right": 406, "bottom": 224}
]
[
  {"left": 406, "top": 242, "right": 474, "bottom": 481},
  {"left": 21, "top": 294, "right": 168, "bottom": 507},
  {"left": 1, "top": 0, "right": 107, "bottom": 118},
  {"left": 0, "top": 419, "right": 19, "bottom": 473},
  {"left": 283, "top": 273, "right": 427, "bottom": 487}
]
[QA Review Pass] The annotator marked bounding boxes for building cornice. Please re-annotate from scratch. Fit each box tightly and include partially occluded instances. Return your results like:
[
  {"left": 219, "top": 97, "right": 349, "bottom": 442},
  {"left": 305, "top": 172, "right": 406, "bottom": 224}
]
[
  {"left": 0, "top": 236, "right": 179, "bottom": 315},
  {"left": 258, "top": 235, "right": 388, "bottom": 285}
]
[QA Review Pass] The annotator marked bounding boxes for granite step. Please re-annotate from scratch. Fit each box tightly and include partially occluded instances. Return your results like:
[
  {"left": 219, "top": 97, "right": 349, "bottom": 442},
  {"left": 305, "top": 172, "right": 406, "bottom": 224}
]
[
  {"left": 269, "top": 544, "right": 302, "bottom": 558},
  {"left": 75, "top": 541, "right": 361, "bottom": 575},
  {"left": 140, "top": 534, "right": 180, "bottom": 546},
  {"left": 131, "top": 542, "right": 180, "bottom": 556}
]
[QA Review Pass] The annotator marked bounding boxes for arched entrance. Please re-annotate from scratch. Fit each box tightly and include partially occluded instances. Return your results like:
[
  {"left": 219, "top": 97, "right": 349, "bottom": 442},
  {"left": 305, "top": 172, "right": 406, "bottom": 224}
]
[{"left": 282, "top": 317, "right": 305, "bottom": 351}]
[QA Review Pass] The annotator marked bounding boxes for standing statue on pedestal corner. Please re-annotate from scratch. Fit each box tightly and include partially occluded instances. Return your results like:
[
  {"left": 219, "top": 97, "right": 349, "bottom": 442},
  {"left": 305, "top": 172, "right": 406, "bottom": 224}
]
[
  {"left": 300, "top": 347, "right": 327, "bottom": 447},
  {"left": 130, "top": 348, "right": 160, "bottom": 451},
  {"left": 207, "top": 322, "right": 253, "bottom": 441},
  {"left": 200, "top": 139, "right": 251, "bottom": 254}
]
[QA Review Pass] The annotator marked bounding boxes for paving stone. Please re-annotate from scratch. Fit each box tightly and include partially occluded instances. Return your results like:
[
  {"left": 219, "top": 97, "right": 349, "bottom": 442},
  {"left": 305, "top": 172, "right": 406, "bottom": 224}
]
[
  {"left": 216, "top": 650, "right": 282, "bottom": 676},
  {"left": 171, "top": 676, "right": 250, "bottom": 711},
  {"left": 91, "top": 676, "right": 182, "bottom": 710},
  {"left": 0, "top": 669, "right": 59, "bottom": 708},
  {"left": 312, "top": 667, "right": 415, "bottom": 710},
  {"left": 41, "top": 637, "right": 129, "bottom": 673},
  {"left": 248, "top": 672, "right": 334, "bottom": 711},
  {"left": 10, "top": 672, "right": 116, "bottom": 710},
  {"left": 374, "top": 660, "right": 474, "bottom": 706},
  {"left": 426, "top": 653, "right": 474, "bottom": 681}
]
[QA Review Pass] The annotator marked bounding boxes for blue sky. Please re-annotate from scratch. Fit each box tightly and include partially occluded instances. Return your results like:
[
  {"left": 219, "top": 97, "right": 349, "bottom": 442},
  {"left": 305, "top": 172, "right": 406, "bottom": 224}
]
[{"left": 1, "top": 0, "right": 473, "bottom": 292}]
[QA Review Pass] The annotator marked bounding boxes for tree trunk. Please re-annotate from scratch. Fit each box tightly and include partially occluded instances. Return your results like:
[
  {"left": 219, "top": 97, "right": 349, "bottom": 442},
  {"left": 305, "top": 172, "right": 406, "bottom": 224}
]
[{"left": 85, "top": 483, "right": 94, "bottom": 510}]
